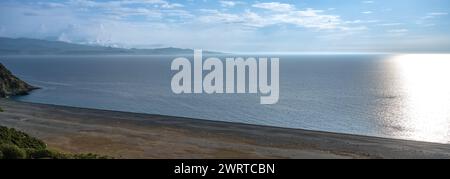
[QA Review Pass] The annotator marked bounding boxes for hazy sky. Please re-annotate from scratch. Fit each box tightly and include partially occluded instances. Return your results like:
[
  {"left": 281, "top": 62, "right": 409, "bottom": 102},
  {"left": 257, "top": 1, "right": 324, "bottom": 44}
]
[{"left": 1, "top": 0, "right": 449, "bottom": 53}]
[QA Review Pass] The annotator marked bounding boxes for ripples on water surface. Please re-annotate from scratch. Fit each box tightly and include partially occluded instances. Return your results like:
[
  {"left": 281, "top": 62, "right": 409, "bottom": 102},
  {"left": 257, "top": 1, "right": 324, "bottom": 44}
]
[{"left": 2, "top": 54, "right": 450, "bottom": 143}]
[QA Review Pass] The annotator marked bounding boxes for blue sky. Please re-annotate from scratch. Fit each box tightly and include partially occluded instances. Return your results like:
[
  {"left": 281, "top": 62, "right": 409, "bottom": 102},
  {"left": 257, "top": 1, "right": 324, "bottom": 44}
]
[{"left": 0, "top": 0, "right": 449, "bottom": 53}]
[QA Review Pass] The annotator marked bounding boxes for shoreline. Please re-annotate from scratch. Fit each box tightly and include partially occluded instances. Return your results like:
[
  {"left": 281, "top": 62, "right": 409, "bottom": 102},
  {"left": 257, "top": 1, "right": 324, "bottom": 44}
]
[{"left": 1, "top": 99, "right": 450, "bottom": 159}]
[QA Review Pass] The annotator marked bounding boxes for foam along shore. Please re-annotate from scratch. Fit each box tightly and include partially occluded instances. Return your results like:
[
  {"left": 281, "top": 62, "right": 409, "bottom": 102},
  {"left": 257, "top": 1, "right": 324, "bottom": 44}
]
[{"left": 1, "top": 99, "right": 450, "bottom": 159}]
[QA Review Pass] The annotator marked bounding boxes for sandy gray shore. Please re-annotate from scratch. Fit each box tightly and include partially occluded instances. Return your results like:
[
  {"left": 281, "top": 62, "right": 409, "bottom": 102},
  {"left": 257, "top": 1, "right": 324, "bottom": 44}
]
[{"left": 1, "top": 99, "right": 450, "bottom": 159}]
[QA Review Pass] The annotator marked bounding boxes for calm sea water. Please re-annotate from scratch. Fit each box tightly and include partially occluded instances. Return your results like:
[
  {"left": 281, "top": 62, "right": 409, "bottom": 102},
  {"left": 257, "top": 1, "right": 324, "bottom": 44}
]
[{"left": 2, "top": 54, "right": 450, "bottom": 143}]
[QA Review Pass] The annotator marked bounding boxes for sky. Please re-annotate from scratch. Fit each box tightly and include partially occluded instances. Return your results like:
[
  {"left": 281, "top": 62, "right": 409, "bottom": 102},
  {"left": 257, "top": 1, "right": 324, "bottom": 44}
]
[{"left": 0, "top": 0, "right": 449, "bottom": 53}]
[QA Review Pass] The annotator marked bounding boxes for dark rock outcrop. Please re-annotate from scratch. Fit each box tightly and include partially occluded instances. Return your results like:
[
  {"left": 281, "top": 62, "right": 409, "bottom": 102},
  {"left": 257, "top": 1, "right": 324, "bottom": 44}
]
[{"left": 0, "top": 63, "right": 37, "bottom": 98}]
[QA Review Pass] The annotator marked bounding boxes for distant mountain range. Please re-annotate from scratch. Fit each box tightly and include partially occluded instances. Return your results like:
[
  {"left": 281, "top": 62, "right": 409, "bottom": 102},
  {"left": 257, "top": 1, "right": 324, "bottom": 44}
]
[{"left": 0, "top": 37, "right": 222, "bottom": 55}]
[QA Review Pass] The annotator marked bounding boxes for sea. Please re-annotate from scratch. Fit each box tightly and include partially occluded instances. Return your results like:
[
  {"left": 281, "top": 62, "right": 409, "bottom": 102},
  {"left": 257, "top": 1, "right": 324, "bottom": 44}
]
[{"left": 2, "top": 54, "right": 450, "bottom": 143}]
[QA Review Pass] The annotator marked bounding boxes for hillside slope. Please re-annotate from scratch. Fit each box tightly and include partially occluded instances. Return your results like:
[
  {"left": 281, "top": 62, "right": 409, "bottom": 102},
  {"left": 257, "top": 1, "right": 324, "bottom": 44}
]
[{"left": 0, "top": 63, "right": 37, "bottom": 97}]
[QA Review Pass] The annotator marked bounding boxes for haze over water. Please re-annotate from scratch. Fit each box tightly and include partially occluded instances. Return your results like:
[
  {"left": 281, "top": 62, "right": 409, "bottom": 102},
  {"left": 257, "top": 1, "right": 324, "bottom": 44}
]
[{"left": 2, "top": 54, "right": 450, "bottom": 143}]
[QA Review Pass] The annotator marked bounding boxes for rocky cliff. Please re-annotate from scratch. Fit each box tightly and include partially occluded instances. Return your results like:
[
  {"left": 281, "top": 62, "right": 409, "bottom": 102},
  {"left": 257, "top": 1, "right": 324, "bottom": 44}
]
[{"left": 0, "top": 63, "right": 37, "bottom": 98}]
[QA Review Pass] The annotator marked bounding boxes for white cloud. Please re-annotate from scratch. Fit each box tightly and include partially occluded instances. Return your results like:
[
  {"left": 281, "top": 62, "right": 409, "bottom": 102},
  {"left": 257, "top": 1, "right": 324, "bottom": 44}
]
[
  {"left": 219, "top": 1, "right": 244, "bottom": 8},
  {"left": 36, "top": 2, "right": 67, "bottom": 8},
  {"left": 422, "top": 12, "right": 448, "bottom": 19},
  {"left": 345, "top": 20, "right": 363, "bottom": 24},
  {"left": 66, "top": 0, "right": 184, "bottom": 10},
  {"left": 199, "top": 3, "right": 367, "bottom": 32},
  {"left": 387, "top": 29, "right": 408, "bottom": 33},
  {"left": 422, "top": 24, "right": 436, "bottom": 27},
  {"left": 271, "top": 9, "right": 342, "bottom": 30},
  {"left": 252, "top": 2, "right": 294, "bottom": 12},
  {"left": 362, "top": 1, "right": 374, "bottom": 4},
  {"left": 38, "top": 0, "right": 191, "bottom": 20},
  {"left": 385, "top": 29, "right": 408, "bottom": 37},
  {"left": 378, "top": 23, "right": 403, "bottom": 26},
  {"left": 362, "top": 11, "right": 373, "bottom": 14},
  {"left": 200, "top": 9, "right": 324, "bottom": 29},
  {"left": 428, "top": 12, "right": 448, "bottom": 16}
]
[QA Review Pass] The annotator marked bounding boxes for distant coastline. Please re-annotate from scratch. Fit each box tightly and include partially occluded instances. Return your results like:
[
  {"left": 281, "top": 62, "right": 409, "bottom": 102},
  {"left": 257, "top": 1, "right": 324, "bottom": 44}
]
[{"left": 0, "top": 37, "right": 223, "bottom": 55}]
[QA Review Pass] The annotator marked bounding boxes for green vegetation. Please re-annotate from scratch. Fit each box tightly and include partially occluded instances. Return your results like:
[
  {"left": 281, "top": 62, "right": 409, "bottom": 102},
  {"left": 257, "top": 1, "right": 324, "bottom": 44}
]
[
  {"left": 0, "top": 144, "right": 26, "bottom": 159},
  {"left": 0, "top": 107, "right": 3, "bottom": 112},
  {"left": 0, "top": 126, "right": 46, "bottom": 150},
  {"left": 0, "top": 126, "right": 110, "bottom": 159}
]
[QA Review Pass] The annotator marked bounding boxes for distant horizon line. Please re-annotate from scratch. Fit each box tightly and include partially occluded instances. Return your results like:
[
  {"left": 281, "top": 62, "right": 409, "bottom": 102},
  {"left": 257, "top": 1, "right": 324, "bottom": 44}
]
[{"left": 1, "top": 36, "right": 450, "bottom": 55}]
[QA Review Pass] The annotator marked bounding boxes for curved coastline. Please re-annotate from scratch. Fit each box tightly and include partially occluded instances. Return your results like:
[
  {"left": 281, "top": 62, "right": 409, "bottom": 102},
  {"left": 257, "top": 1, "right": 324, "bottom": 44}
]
[{"left": 1, "top": 99, "right": 450, "bottom": 159}]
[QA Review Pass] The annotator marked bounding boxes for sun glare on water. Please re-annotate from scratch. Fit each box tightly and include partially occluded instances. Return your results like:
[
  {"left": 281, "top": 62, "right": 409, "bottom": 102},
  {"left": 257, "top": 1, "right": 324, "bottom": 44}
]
[{"left": 392, "top": 54, "right": 450, "bottom": 143}]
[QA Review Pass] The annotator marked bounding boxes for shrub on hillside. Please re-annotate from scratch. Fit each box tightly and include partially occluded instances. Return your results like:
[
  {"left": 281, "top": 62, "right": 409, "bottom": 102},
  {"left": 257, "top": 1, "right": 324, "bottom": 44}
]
[
  {"left": 1, "top": 126, "right": 111, "bottom": 159},
  {"left": 0, "top": 126, "right": 46, "bottom": 150},
  {"left": 0, "top": 144, "right": 27, "bottom": 159}
]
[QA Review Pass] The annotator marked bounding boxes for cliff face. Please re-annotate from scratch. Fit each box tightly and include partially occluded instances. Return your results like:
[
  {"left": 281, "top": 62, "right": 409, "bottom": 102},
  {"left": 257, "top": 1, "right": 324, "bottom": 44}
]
[{"left": 0, "top": 63, "right": 37, "bottom": 98}]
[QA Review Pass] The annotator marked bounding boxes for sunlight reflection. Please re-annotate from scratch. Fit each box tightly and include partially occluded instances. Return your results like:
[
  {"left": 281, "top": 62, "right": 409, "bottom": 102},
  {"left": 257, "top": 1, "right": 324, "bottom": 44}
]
[{"left": 393, "top": 54, "right": 450, "bottom": 143}]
